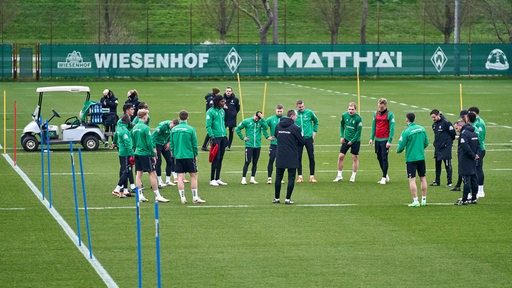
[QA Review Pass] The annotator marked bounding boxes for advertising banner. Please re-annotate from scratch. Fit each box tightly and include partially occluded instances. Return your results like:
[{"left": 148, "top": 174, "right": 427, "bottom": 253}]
[{"left": 40, "top": 44, "right": 510, "bottom": 77}]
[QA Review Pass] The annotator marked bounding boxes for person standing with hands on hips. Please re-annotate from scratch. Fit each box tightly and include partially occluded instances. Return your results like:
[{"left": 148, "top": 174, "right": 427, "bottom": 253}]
[
  {"left": 295, "top": 100, "right": 319, "bottom": 183},
  {"left": 206, "top": 95, "right": 229, "bottom": 186},
  {"left": 369, "top": 98, "right": 395, "bottom": 185},
  {"left": 265, "top": 104, "right": 284, "bottom": 184},
  {"left": 333, "top": 102, "right": 363, "bottom": 183},
  {"left": 397, "top": 112, "right": 429, "bottom": 207}
]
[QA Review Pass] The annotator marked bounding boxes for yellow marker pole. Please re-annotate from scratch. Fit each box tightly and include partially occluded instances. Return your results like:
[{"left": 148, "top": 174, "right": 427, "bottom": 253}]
[
  {"left": 262, "top": 82, "right": 267, "bottom": 115},
  {"left": 356, "top": 67, "right": 361, "bottom": 114},
  {"left": 3, "top": 90, "right": 6, "bottom": 154},
  {"left": 237, "top": 73, "right": 245, "bottom": 119},
  {"left": 459, "top": 83, "right": 463, "bottom": 111}
]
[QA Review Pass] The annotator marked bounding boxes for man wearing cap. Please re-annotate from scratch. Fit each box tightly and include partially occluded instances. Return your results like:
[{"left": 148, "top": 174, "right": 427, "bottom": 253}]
[
  {"left": 100, "top": 89, "right": 119, "bottom": 147},
  {"left": 201, "top": 88, "right": 221, "bottom": 151},
  {"left": 429, "top": 109, "right": 456, "bottom": 187},
  {"left": 206, "top": 95, "right": 229, "bottom": 186},
  {"left": 235, "top": 111, "right": 271, "bottom": 185}
]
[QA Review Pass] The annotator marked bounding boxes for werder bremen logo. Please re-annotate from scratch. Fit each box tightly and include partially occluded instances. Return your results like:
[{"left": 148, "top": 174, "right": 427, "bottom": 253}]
[
  {"left": 224, "top": 47, "right": 242, "bottom": 73},
  {"left": 58, "top": 51, "right": 92, "bottom": 69},
  {"left": 431, "top": 47, "right": 448, "bottom": 73}
]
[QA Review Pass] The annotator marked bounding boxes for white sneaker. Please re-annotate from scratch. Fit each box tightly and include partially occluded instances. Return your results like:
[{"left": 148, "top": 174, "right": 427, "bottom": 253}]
[
  {"left": 241, "top": 178, "right": 247, "bottom": 185},
  {"left": 216, "top": 179, "right": 228, "bottom": 186},
  {"left": 209, "top": 180, "right": 219, "bottom": 186},
  {"left": 193, "top": 197, "right": 206, "bottom": 204},
  {"left": 155, "top": 196, "right": 170, "bottom": 203},
  {"left": 378, "top": 177, "right": 387, "bottom": 185},
  {"left": 332, "top": 176, "right": 343, "bottom": 182},
  {"left": 267, "top": 177, "right": 272, "bottom": 184},
  {"left": 349, "top": 175, "right": 356, "bottom": 182},
  {"left": 250, "top": 178, "right": 258, "bottom": 184},
  {"left": 477, "top": 191, "right": 485, "bottom": 198},
  {"left": 180, "top": 197, "right": 187, "bottom": 204},
  {"left": 158, "top": 182, "right": 166, "bottom": 189},
  {"left": 386, "top": 174, "right": 390, "bottom": 182},
  {"left": 139, "top": 195, "right": 148, "bottom": 202},
  {"left": 183, "top": 179, "right": 190, "bottom": 183},
  {"left": 165, "top": 181, "right": 176, "bottom": 186}
]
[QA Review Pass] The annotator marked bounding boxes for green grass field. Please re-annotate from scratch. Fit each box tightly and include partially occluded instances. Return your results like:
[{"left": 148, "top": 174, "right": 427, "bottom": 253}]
[{"left": 1, "top": 79, "right": 512, "bottom": 287}]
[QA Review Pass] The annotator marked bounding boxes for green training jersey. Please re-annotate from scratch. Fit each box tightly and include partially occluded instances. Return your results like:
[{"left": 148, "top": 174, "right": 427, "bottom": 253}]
[
  {"left": 113, "top": 123, "right": 134, "bottom": 157},
  {"left": 152, "top": 120, "right": 172, "bottom": 145},
  {"left": 170, "top": 121, "right": 198, "bottom": 159},
  {"left": 206, "top": 107, "right": 226, "bottom": 138},
  {"left": 235, "top": 117, "right": 269, "bottom": 148},
  {"left": 131, "top": 121, "right": 155, "bottom": 157},
  {"left": 397, "top": 122, "right": 429, "bottom": 162},
  {"left": 340, "top": 112, "right": 363, "bottom": 143},
  {"left": 265, "top": 114, "right": 282, "bottom": 145},
  {"left": 472, "top": 117, "right": 486, "bottom": 151},
  {"left": 295, "top": 109, "right": 319, "bottom": 138}
]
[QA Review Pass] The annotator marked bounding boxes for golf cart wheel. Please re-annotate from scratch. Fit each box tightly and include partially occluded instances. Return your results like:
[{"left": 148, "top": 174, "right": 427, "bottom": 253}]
[
  {"left": 22, "top": 134, "right": 39, "bottom": 152},
  {"left": 82, "top": 135, "right": 99, "bottom": 151}
]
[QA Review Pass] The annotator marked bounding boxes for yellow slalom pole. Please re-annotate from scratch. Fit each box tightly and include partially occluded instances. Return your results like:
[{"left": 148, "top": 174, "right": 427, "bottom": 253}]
[
  {"left": 3, "top": 90, "right": 6, "bottom": 154},
  {"left": 356, "top": 66, "right": 361, "bottom": 114},
  {"left": 237, "top": 73, "right": 245, "bottom": 119},
  {"left": 459, "top": 83, "right": 463, "bottom": 111},
  {"left": 262, "top": 82, "right": 267, "bottom": 115}
]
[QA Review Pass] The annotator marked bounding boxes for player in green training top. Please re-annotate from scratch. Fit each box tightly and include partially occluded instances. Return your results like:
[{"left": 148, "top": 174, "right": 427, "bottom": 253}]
[
  {"left": 468, "top": 106, "right": 486, "bottom": 198},
  {"left": 235, "top": 111, "right": 271, "bottom": 185},
  {"left": 333, "top": 102, "right": 363, "bottom": 183},
  {"left": 295, "top": 100, "right": 319, "bottom": 183},
  {"left": 131, "top": 109, "right": 169, "bottom": 203},
  {"left": 170, "top": 110, "right": 205, "bottom": 204},
  {"left": 265, "top": 104, "right": 284, "bottom": 184},
  {"left": 397, "top": 112, "right": 429, "bottom": 207}
]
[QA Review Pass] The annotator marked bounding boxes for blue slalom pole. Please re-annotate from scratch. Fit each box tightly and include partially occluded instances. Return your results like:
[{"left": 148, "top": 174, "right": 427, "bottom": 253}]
[
  {"left": 46, "top": 121, "right": 52, "bottom": 208},
  {"left": 155, "top": 201, "right": 162, "bottom": 288},
  {"left": 69, "top": 142, "right": 82, "bottom": 246},
  {"left": 135, "top": 187, "right": 143, "bottom": 288},
  {"left": 40, "top": 118, "right": 45, "bottom": 200},
  {"left": 78, "top": 148, "right": 93, "bottom": 259}
]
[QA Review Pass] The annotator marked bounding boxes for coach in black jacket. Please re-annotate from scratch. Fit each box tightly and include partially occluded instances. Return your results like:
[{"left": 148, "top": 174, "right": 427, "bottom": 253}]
[
  {"left": 273, "top": 110, "right": 305, "bottom": 205},
  {"left": 454, "top": 120, "right": 480, "bottom": 204},
  {"left": 430, "top": 109, "right": 456, "bottom": 186},
  {"left": 223, "top": 87, "right": 240, "bottom": 150}
]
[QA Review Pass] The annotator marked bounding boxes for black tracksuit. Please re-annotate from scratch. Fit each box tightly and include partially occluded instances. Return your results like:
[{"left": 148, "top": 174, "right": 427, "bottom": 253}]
[
  {"left": 457, "top": 124, "right": 480, "bottom": 201},
  {"left": 274, "top": 117, "right": 305, "bottom": 200},
  {"left": 223, "top": 93, "right": 240, "bottom": 149},
  {"left": 432, "top": 114, "right": 456, "bottom": 184}
]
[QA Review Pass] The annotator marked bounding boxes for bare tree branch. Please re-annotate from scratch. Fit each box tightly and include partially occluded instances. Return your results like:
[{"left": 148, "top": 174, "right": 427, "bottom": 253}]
[{"left": 233, "top": 0, "right": 274, "bottom": 44}]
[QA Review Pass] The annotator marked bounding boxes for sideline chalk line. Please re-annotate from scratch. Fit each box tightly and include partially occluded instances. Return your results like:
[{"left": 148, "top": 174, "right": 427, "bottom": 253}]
[{"left": 1, "top": 152, "right": 118, "bottom": 288}]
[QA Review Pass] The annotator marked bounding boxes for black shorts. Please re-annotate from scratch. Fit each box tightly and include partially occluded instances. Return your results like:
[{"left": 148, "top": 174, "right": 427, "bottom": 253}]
[
  {"left": 134, "top": 155, "right": 155, "bottom": 172},
  {"left": 406, "top": 160, "right": 426, "bottom": 178},
  {"left": 374, "top": 140, "right": 389, "bottom": 155},
  {"left": 174, "top": 158, "right": 197, "bottom": 174},
  {"left": 340, "top": 141, "right": 361, "bottom": 155}
]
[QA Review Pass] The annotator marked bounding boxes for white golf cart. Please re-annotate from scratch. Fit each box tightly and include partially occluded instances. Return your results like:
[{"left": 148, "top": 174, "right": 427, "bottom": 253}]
[{"left": 21, "top": 86, "right": 107, "bottom": 152}]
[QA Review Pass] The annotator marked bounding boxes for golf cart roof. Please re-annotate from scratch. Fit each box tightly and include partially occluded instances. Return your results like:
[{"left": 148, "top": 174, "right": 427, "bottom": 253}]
[{"left": 36, "top": 86, "right": 90, "bottom": 93}]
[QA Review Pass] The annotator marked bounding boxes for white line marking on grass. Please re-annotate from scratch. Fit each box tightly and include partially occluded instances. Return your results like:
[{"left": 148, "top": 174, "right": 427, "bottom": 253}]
[
  {"left": 1, "top": 153, "right": 119, "bottom": 288},
  {"left": 189, "top": 205, "right": 251, "bottom": 208},
  {"left": 0, "top": 208, "right": 26, "bottom": 210},
  {"left": 80, "top": 206, "right": 134, "bottom": 210},
  {"left": 297, "top": 204, "right": 357, "bottom": 207}
]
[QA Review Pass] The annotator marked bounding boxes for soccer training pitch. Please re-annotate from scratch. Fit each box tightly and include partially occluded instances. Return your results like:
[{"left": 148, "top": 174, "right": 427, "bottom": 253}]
[{"left": 1, "top": 78, "right": 511, "bottom": 287}]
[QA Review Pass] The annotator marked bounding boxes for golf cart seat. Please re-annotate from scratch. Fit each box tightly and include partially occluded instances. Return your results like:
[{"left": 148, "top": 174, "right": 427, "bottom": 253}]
[{"left": 61, "top": 116, "right": 81, "bottom": 130}]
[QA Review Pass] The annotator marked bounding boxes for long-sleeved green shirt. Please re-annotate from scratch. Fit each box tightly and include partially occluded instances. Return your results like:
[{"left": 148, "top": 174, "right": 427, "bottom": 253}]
[
  {"left": 340, "top": 112, "right": 363, "bottom": 143},
  {"left": 397, "top": 122, "right": 429, "bottom": 162},
  {"left": 295, "top": 109, "right": 319, "bottom": 138},
  {"left": 170, "top": 121, "right": 198, "bottom": 159},
  {"left": 206, "top": 107, "right": 226, "bottom": 138},
  {"left": 235, "top": 117, "right": 269, "bottom": 148},
  {"left": 131, "top": 121, "right": 155, "bottom": 157}
]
